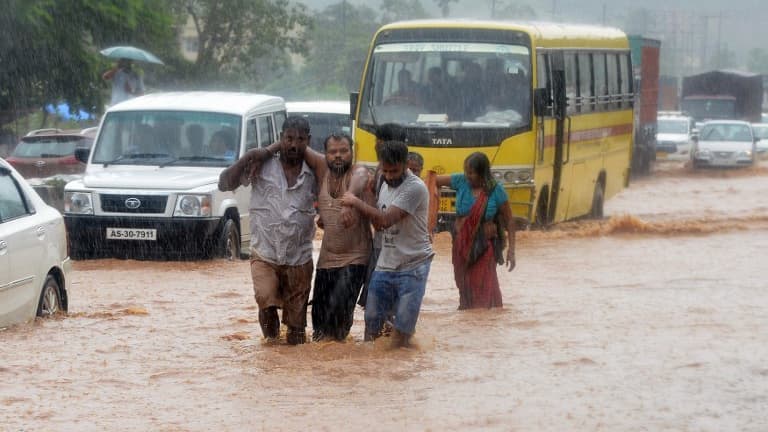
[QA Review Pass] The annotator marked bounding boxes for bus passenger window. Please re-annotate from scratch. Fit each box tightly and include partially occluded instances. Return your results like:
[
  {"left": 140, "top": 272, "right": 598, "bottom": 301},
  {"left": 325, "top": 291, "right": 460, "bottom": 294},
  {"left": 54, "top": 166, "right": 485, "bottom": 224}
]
[
  {"left": 606, "top": 54, "right": 619, "bottom": 110},
  {"left": 564, "top": 53, "right": 578, "bottom": 114},
  {"left": 593, "top": 53, "right": 607, "bottom": 110},
  {"left": 619, "top": 53, "right": 632, "bottom": 109},
  {"left": 578, "top": 53, "right": 593, "bottom": 113}
]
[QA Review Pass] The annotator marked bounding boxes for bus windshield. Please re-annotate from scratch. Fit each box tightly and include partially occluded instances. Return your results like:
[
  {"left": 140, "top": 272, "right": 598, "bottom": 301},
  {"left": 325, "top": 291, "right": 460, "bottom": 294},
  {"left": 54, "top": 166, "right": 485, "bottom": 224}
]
[{"left": 359, "top": 42, "right": 531, "bottom": 129}]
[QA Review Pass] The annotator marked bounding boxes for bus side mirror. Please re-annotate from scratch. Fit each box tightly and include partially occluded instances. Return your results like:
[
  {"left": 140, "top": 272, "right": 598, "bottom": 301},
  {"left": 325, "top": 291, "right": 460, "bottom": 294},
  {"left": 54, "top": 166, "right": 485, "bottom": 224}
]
[
  {"left": 74, "top": 147, "right": 90, "bottom": 164},
  {"left": 349, "top": 92, "right": 359, "bottom": 119},
  {"left": 533, "top": 88, "right": 548, "bottom": 117}
]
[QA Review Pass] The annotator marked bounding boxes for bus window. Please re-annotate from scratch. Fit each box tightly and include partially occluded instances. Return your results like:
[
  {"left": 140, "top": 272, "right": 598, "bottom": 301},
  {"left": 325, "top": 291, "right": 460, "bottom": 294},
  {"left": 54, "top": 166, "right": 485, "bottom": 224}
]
[
  {"left": 564, "top": 53, "right": 578, "bottom": 115},
  {"left": 619, "top": 53, "right": 632, "bottom": 109},
  {"left": 536, "top": 52, "right": 552, "bottom": 114},
  {"left": 593, "top": 53, "right": 607, "bottom": 110},
  {"left": 578, "top": 53, "right": 593, "bottom": 113},
  {"left": 606, "top": 53, "right": 619, "bottom": 110}
]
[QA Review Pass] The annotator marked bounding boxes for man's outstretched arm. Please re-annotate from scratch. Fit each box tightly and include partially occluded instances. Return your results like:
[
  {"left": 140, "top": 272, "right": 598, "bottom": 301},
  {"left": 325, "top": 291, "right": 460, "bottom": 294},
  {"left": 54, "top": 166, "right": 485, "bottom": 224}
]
[{"left": 218, "top": 141, "right": 280, "bottom": 191}]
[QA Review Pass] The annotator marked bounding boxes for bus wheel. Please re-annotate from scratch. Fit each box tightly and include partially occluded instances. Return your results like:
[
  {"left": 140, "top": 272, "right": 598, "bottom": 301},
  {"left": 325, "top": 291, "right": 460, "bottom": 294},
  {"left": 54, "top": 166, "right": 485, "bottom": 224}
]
[{"left": 590, "top": 182, "right": 604, "bottom": 219}]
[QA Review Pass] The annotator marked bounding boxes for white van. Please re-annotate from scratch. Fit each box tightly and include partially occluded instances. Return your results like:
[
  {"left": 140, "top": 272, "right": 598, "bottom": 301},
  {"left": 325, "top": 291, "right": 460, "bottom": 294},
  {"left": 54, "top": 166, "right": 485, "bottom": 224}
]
[
  {"left": 286, "top": 101, "right": 351, "bottom": 152},
  {"left": 63, "top": 92, "right": 286, "bottom": 259}
]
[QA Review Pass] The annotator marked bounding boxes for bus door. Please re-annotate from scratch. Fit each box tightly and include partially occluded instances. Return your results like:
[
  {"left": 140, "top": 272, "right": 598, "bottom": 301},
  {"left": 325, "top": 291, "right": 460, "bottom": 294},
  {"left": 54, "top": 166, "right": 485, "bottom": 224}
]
[{"left": 545, "top": 51, "right": 571, "bottom": 224}]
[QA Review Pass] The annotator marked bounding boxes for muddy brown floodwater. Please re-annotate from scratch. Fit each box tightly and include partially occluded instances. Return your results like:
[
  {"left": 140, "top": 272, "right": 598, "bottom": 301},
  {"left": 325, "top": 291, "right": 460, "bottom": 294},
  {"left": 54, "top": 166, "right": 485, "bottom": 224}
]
[{"left": 2, "top": 160, "right": 768, "bottom": 431}]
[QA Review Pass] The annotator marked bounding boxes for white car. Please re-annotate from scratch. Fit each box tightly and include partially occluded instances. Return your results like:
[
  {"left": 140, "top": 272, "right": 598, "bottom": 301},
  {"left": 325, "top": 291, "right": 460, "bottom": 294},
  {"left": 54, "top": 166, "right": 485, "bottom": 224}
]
[
  {"left": 750, "top": 123, "right": 768, "bottom": 155},
  {"left": 691, "top": 120, "right": 756, "bottom": 168},
  {"left": 656, "top": 114, "right": 695, "bottom": 160},
  {"left": 286, "top": 101, "right": 352, "bottom": 153},
  {"left": 0, "top": 158, "right": 70, "bottom": 328}
]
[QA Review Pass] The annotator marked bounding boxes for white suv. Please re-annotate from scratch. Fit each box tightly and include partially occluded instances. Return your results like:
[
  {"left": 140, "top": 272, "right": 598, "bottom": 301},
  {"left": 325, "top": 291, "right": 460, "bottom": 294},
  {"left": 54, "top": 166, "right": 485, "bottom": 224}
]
[{"left": 63, "top": 92, "right": 286, "bottom": 259}]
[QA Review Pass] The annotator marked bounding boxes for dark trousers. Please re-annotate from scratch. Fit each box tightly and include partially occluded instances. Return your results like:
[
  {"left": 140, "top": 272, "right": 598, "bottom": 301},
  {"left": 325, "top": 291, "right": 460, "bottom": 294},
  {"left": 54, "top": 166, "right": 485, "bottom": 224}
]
[
  {"left": 357, "top": 247, "right": 381, "bottom": 308},
  {"left": 311, "top": 265, "right": 367, "bottom": 341}
]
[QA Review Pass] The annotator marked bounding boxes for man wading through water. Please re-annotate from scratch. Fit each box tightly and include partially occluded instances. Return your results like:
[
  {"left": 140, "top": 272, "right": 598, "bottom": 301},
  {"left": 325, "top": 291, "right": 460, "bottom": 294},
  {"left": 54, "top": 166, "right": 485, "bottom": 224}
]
[
  {"left": 312, "top": 134, "right": 371, "bottom": 341},
  {"left": 341, "top": 140, "right": 433, "bottom": 348},
  {"left": 218, "top": 117, "right": 363, "bottom": 344}
]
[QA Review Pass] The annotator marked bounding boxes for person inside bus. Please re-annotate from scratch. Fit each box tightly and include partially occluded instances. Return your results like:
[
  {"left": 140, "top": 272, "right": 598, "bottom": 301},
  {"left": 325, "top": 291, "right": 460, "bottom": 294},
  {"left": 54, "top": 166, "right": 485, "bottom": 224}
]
[
  {"left": 451, "top": 61, "right": 486, "bottom": 121},
  {"left": 422, "top": 66, "right": 449, "bottom": 114},
  {"left": 386, "top": 69, "right": 422, "bottom": 105},
  {"left": 433, "top": 152, "right": 516, "bottom": 309}
]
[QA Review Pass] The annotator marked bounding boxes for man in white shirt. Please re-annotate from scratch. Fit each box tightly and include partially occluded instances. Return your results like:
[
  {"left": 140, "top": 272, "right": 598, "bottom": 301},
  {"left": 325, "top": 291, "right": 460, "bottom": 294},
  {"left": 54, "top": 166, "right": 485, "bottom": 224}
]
[{"left": 102, "top": 58, "right": 144, "bottom": 106}]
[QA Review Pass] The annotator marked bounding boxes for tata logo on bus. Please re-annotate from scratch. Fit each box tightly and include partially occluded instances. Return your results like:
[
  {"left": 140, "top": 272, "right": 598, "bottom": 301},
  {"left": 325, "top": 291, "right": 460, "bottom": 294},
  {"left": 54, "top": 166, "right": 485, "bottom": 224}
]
[{"left": 432, "top": 138, "right": 452, "bottom": 146}]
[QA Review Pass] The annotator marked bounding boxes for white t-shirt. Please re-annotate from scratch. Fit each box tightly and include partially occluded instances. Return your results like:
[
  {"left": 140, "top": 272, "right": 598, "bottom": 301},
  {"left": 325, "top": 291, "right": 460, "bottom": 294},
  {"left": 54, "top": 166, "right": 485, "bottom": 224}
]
[
  {"left": 375, "top": 173, "right": 434, "bottom": 271},
  {"left": 110, "top": 69, "right": 144, "bottom": 105}
]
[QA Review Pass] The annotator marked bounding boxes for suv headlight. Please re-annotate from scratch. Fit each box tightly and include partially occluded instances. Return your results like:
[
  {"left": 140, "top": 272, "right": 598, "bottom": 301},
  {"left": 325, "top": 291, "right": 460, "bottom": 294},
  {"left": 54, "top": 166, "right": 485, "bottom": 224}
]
[
  {"left": 174, "top": 194, "right": 212, "bottom": 217},
  {"left": 739, "top": 150, "right": 752, "bottom": 157},
  {"left": 64, "top": 192, "right": 94, "bottom": 214}
]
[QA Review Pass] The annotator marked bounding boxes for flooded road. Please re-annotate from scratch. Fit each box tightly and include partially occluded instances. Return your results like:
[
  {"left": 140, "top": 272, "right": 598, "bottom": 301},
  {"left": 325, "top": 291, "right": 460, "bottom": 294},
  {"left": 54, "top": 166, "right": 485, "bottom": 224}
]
[{"left": 2, "top": 161, "right": 767, "bottom": 431}]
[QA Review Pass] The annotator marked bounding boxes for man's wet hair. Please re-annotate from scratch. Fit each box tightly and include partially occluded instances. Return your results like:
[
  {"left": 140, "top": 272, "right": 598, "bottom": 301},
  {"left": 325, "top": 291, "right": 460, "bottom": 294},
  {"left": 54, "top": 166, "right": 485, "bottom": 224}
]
[
  {"left": 323, "top": 133, "right": 353, "bottom": 152},
  {"left": 407, "top": 151, "right": 424, "bottom": 167},
  {"left": 378, "top": 140, "right": 408, "bottom": 166},
  {"left": 282, "top": 116, "right": 310, "bottom": 134},
  {"left": 376, "top": 123, "right": 406, "bottom": 142}
]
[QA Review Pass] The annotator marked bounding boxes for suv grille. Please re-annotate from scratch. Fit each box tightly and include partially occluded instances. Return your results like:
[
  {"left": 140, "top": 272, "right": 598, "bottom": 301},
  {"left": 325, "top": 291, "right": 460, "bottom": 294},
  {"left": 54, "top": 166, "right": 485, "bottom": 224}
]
[{"left": 100, "top": 194, "right": 168, "bottom": 214}]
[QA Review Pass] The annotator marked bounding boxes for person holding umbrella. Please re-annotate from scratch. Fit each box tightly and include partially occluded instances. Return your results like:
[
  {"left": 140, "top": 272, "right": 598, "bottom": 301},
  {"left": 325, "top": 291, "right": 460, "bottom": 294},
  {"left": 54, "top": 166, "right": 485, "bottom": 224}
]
[
  {"left": 102, "top": 57, "right": 144, "bottom": 106},
  {"left": 100, "top": 46, "right": 163, "bottom": 106}
]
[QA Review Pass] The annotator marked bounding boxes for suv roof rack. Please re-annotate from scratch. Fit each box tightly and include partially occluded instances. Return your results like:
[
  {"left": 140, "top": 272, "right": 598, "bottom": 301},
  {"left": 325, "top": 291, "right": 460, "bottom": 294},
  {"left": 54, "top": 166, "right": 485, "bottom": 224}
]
[{"left": 24, "top": 128, "right": 65, "bottom": 137}]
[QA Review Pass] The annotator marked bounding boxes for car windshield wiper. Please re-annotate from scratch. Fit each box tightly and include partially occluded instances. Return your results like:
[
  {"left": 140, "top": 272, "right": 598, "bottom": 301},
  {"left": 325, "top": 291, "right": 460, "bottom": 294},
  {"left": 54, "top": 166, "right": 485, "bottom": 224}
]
[
  {"left": 102, "top": 153, "right": 172, "bottom": 167},
  {"left": 159, "top": 155, "right": 228, "bottom": 167}
]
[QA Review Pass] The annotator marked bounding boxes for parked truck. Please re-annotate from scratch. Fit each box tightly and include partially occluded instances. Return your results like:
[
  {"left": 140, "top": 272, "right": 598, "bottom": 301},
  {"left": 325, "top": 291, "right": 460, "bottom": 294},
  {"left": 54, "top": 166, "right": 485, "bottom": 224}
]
[
  {"left": 680, "top": 70, "right": 763, "bottom": 124},
  {"left": 629, "top": 35, "right": 661, "bottom": 175}
]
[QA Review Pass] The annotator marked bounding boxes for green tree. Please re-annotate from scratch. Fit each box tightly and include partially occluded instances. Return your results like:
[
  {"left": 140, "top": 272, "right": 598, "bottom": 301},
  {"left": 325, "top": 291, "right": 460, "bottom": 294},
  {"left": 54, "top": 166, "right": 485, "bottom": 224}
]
[
  {"left": 265, "top": 1, "right": 381, "bottom": 99},
  {"left": 171, "top": 0, "right": 312, "bottom": 90},
  {"left": 0, "top": 0, "right": 174, "bottom": 126},
  {"left": 746, "top": 48, "right": 768, "bottom": 74},
  {"left": 381, "top": 0, "right": 428, "bottom": 23}
]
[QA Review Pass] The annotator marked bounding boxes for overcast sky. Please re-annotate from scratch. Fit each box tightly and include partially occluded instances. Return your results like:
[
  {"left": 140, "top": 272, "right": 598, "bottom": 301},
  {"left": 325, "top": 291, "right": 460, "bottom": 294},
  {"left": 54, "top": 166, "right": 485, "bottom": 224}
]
[{"left": 300, "top": 0, "right": 768, "bottom": 68}]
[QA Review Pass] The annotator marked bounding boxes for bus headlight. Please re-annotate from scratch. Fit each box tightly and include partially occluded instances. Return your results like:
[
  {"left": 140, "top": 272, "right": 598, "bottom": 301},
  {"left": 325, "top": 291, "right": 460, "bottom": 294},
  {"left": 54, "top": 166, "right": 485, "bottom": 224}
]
[
  {"left": 64, "top": 192, "right": 94, "bottom": 214},
  {"left": 494, "top": 168, "right": 533, "bottom": 185},
  {"left": 174, "top": 194, "right": 212, "bottom": 217}
]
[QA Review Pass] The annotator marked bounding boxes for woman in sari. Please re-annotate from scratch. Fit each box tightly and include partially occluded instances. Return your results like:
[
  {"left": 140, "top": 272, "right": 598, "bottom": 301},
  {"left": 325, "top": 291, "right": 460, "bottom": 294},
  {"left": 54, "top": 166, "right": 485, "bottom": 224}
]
[{"left": 434, "top": 152, "right": 516, "bottom": 309}]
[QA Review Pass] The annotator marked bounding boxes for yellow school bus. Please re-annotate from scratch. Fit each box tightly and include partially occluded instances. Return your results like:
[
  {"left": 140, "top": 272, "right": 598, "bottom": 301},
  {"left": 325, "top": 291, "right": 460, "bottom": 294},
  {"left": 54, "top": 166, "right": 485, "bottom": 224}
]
[{"left": 351, "top": 20, "right": 634, "bottom": 230}]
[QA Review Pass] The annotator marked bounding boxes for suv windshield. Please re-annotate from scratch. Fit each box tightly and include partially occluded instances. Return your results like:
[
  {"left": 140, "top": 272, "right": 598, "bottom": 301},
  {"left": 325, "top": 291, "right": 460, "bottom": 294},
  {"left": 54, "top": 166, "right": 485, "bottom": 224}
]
[
  {"left": 290, "top": 112, "right": 351, "bottom": 152},
  {"left": 359, "top": 42, "right": 531, "bottom": 129},
  {"left": 657, "top": 119, "right": 689, "bottom": 134},
  {"left": 91, "top": 110, "right": 241, "bottom": 166}
]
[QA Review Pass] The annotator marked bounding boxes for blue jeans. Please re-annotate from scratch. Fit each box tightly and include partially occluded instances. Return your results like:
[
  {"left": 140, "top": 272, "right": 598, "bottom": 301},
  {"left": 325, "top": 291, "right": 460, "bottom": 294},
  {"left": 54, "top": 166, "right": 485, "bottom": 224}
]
[{"left": 365, "top": 257, "right": 432, "bottom": 337}]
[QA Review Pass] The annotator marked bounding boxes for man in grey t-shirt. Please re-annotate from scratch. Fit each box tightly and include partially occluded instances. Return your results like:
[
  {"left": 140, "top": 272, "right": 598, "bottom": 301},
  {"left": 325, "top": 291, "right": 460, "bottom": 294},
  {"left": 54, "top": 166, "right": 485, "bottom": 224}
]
[{"left": 341, "top": 140, "right": 433, "bottom": 348}]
